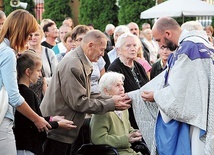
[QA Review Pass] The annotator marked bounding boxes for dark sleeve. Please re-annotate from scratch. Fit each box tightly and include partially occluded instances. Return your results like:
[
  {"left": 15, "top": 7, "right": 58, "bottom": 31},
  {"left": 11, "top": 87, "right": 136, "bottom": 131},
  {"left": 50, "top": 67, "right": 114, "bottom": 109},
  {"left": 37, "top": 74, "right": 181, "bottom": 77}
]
[
  {"left": 44, "top": 116, "right": 50, "bottom": 122},
  {"left": 44, "top": 116, "right": 59, "bottom": 129},
  {"left": 102, "top": 51, "right": 110, "bottom": 71},
  {"left": 141, "top": 41, "right": 151, "bottom": 64},
  {"left": 150, "top": 64, "right": 156, "bottom": 80},
  {"left": 105, "top": 40, "right": 114, "bottom": 52},
  {"left": 150, "top": 62, "right": 159, "bottom": 80},
  {"left": 20, "top": 88, "right": 41, "bottom": 115},
  {"left": 107, "top": 59, "right": 120, "bottom": 72},
  {"left": 49, "top": 121, "right": 59, "bottom": 129}
]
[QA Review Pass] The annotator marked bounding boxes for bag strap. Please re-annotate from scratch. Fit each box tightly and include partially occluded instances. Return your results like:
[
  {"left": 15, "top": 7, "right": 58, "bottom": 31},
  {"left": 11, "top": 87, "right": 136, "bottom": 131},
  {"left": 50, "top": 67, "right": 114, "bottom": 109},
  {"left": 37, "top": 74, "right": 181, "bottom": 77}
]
[{"left": 45, "top": 48, "right": 53, "bottom": 76}]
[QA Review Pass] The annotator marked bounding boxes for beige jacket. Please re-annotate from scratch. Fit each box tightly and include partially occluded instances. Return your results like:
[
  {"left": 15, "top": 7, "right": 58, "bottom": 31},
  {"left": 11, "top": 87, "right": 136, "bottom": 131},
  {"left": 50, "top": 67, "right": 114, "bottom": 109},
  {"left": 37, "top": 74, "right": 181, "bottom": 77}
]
[{"left": 40, "top": 46, "right": 115, "bottom": 144}]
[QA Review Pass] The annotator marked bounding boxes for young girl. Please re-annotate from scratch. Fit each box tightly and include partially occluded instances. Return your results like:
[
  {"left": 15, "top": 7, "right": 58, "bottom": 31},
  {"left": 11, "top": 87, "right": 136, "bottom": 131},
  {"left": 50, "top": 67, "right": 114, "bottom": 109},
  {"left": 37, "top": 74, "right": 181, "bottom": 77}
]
[{"left": 14, "top": 51, "right": 77, "bottom": 155}]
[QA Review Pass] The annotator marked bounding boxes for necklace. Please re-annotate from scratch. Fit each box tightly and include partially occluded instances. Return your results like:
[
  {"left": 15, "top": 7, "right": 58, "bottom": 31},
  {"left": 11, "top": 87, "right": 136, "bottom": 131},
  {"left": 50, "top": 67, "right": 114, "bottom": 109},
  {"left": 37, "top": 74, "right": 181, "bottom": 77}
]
[{"left": 130, "top": 66, "right": 141, "bottom": 88}]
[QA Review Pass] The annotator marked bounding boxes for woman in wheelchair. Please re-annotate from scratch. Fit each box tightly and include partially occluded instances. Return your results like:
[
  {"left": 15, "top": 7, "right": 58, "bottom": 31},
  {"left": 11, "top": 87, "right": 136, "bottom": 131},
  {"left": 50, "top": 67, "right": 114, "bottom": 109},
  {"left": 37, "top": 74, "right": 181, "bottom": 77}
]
[{"left": 90, "top": 72, "right": 143, "bottom": 155}]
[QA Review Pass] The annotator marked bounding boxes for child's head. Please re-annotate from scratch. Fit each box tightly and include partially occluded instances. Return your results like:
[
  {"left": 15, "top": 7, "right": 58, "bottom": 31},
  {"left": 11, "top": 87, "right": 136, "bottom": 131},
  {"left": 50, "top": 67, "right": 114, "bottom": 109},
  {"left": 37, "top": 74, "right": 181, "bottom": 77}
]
[
  {"left": 99, "top": 72, "right": 125, "bottom": 96},
  {"left": 17, "top": 50, "right": 42, "bottom": 84}
]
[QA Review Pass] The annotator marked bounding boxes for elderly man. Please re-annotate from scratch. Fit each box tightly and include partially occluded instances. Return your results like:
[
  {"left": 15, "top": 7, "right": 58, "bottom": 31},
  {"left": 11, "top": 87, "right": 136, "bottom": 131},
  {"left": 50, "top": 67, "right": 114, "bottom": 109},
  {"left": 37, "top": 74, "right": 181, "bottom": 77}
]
[
  {"left": 104, "top": 23, "right": 115, "bottom": 52},
  {"left": 142, "top": 17, "right": 214, "bottom": 155},
  {"left": 40, "top": 30, "right": 131, "bottom": 155},
  {"left": 142, "top": 23, "right": 151, "bottom": 31}
]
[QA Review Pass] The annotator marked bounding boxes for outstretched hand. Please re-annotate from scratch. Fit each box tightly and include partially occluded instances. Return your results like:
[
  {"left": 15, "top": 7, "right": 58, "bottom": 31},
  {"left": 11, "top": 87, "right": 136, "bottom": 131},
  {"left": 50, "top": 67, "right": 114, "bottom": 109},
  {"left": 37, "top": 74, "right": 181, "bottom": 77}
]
[
  {"left": 141, "top": 91, "right": 155, "bottom": 102},
  {"left": 112, "top": 93, "right": 131, "bottom": 110},
  {"left": 58, "top": 119, "right": 77, "bottom": 130}
]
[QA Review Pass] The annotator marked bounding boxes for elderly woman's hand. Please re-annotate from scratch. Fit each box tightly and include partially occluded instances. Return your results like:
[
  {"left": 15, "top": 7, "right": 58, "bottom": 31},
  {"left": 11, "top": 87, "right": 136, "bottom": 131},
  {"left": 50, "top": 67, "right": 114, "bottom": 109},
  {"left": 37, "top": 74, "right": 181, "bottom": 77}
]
[{"left": 128, "top": 130, "right": 142, "bottom": 143}]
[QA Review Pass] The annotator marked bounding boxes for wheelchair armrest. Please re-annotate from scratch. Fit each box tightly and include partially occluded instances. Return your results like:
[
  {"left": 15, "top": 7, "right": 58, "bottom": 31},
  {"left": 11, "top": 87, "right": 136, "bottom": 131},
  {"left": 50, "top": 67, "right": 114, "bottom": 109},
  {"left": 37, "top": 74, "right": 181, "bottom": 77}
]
[
  {"left": 132, "top": 141, "right": 151, "bottom": 155},
  {"left": 77, "top": 143, "right": 119, "bottom": 155}
]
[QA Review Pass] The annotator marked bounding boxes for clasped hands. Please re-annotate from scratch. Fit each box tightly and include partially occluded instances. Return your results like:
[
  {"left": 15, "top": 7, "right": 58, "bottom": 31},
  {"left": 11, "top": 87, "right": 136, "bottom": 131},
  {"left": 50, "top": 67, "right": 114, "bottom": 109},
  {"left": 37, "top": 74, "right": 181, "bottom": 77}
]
[{"left": 128, "top": 130, "right": 142, "bottom": 143}]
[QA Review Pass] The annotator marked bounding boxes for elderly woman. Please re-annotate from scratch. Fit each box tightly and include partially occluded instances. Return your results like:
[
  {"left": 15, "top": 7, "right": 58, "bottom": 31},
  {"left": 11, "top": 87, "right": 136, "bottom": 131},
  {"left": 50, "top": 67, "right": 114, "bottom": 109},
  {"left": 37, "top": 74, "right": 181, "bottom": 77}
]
[
  {"left": 90, "top": 72, "right": 142, "bottom": 155},
  {"left": 108, "top": 33, "right": 149, "bottom": 129},
  {"left": 108, "top": 25, "right": 130, "bottom": 63}
]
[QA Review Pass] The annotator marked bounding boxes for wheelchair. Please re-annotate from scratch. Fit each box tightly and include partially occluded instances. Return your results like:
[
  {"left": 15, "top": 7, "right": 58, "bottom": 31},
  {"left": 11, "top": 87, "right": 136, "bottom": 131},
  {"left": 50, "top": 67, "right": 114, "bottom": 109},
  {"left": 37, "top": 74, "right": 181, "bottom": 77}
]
[
  {"left": 75, "top": 118, "right": 150, "bottom": 155},
  {"left": 77, "top": 143, "right": 119, "bottom": 155},
  {"left": 76, "top": 141, "right": 150, "bottom": 155}
]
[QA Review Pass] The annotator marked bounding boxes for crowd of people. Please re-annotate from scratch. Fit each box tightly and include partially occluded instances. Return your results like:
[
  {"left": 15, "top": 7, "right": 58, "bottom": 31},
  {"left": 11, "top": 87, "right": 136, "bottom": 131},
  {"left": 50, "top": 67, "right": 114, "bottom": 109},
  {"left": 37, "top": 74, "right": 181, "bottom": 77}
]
[{"left": 0, "top": 8, "right": 214, "bottom": 155}]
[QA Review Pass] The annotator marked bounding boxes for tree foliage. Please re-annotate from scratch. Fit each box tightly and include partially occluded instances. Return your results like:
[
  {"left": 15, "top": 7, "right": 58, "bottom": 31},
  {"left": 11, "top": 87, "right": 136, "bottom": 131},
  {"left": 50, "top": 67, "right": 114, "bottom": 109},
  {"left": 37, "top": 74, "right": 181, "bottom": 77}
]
[
  {"left": 79, "top": 0, "right": 118, "bottom": 31},
  {"left": 4, "top": 0, "right": 35, "bottom": 17},
  {"left": 118, "top": 0, "right": 155, "bottom": 26},
  {"left": 43, "top": 0, "right": 72, "bottom": 27}
]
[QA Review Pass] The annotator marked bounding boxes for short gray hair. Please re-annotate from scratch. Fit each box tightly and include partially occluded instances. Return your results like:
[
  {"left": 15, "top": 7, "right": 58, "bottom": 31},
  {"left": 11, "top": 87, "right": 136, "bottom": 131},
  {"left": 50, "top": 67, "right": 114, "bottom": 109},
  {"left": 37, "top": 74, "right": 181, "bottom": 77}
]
[
  {"left": 0, "top": 10, "right": 6, "bottom": 19},
  {"left": 181, "top": 21, "right": 203, "bottom": 31},
  {"left": 99, "top": 72, "right": 125, "bottom": 95},
  {"left": 105, "top": 24, "right": 115, "bottom": 32},
  {"left": 113, "top": 25, "right": 130, "bottom": 38},
  {"left": 82, "top": 30, "right": 107, "bottom": 44},
  {"left": 115, "top": 32, "right": 138, "bottom": 48}
]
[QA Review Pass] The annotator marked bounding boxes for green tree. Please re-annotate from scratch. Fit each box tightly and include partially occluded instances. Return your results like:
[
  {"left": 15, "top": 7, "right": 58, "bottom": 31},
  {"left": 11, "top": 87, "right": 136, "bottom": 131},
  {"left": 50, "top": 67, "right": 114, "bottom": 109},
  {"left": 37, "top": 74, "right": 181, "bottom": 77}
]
[
  {"left": 118, "top": 0, "right": 155, "bottom": 26},
  {"left": 79, "top": 0, "right": 119, "bottom": 31},
  {"left": 43, "top": 0, "right": 72, "bottom": 27},
  {"left": 4, "top": 0, "right": 35, "bottom": 17}
]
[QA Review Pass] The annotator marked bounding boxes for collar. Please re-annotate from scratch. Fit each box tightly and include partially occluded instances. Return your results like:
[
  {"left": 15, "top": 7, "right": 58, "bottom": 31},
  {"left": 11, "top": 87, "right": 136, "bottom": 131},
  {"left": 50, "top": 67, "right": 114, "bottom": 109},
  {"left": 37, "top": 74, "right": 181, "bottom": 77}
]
[
  {"left": 179, "top": 29, "right": 211, "bottom": 48},
  {"left": 114, "top": 110, "right": 123, "bottom": 120},
  {"left": 75, "top": 46, "right": 93, "bottom": 75},
  {"left": 0, "top": 38, "right": 10, "bottom": 48}
]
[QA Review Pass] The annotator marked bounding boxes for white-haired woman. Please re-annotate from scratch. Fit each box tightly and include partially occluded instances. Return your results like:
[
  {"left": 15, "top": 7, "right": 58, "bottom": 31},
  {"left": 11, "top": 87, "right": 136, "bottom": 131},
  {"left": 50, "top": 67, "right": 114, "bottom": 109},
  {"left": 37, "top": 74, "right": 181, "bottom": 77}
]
[
  {"left": 108, "top": 33, "right": 149, "bottom": 129},
  {"left": 90, "top": 72, "right": 142, "bottom": 155},
  {"left": 108, "top": 25, "right": 130, "bottom": 63}
]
